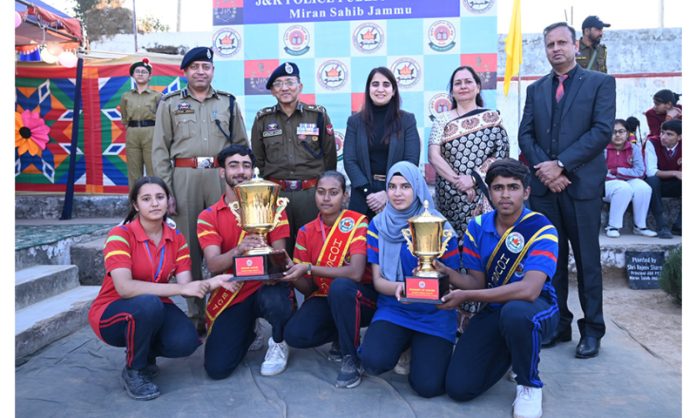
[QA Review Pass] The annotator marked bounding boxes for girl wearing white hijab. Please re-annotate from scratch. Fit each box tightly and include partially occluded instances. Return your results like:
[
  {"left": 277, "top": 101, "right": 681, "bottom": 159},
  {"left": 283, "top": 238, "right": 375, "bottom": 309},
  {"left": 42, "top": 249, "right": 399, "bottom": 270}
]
[{"left": 358, "top": 161, "right": 460, "bottom": 398}]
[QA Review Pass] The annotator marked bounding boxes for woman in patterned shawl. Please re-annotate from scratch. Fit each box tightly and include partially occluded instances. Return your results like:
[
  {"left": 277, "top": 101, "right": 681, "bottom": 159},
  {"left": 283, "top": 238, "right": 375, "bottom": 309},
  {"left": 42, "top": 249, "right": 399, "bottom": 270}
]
[{"left": 428, "top": 65, "right": 510, "bottom": 243}]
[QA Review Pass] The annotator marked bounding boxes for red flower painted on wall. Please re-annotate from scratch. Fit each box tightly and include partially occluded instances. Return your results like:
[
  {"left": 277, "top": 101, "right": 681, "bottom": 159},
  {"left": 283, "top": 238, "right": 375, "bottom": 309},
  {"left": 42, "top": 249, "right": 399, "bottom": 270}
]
[{"left": 15, "top": 110, "right": 50, "bottom": 156}]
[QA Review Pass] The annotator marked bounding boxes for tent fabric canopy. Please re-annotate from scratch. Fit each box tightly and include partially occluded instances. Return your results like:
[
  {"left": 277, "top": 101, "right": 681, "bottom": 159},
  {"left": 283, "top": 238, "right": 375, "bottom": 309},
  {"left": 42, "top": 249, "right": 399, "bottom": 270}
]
[{"left": 15, "top": 0, "right": 83, "bottom": 47}]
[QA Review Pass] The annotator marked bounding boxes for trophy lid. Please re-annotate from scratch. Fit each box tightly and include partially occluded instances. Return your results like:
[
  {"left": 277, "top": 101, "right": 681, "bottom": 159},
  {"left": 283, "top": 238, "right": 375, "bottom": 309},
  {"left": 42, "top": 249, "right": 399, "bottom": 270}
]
[
  {"left": 235, "top": 167, "right": 279, "bottom": 189},
  {"left": 407, "top": 200, "right": 446, "bottom": 224}
]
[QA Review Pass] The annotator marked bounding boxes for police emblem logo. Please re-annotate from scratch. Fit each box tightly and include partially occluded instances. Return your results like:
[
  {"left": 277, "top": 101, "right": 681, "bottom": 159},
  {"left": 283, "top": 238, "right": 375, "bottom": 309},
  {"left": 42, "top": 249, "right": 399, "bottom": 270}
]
[
  {"left": 317, "top": 60, "right": 348, "bottom": 90},
  {"left": 339, "top": 218, "right": 355, "bottom": 233},
  {"left": 246, "top": 259, "right": 253, "bottom": 267},
  {"left": 206, "top": 48, "right": 213, "bottom": 59},
  {"left": 285, "top": 62, "right": 294, "bottom": 74},
  {"left": 390, "top": 58, "right": 421, "bottom": 89},
  {"left": 352, "top": 22, "right": 385, "bottom": 54},
  {"left": 175, "top": 102, "right": 194, "bottom": 114},
  {"left": 334, "top": 130, "right": 345, "bottom": 162},
  {"left": 462, "top": 0, "right": 494, "bottom": 14},
  {"left": 263, "top": 122, "right": 282, "bottom": 138},
  {"left": 428, "top": 93, "right": 453, "bottom": 119},
  {"left": 506, "top": 232, "right": 525, "bottom": 254},
  {"left": 283, "top": 25, "right": 311, "bottom": 56},
  {"left": 428, "top": 20, "right": 456, "bottom": 52},
  {"left": 212, "top": 28, "right": 241, "bottom": 58},
  {"left": 418, "top": 281, "right": 426, "bottom": 289}
]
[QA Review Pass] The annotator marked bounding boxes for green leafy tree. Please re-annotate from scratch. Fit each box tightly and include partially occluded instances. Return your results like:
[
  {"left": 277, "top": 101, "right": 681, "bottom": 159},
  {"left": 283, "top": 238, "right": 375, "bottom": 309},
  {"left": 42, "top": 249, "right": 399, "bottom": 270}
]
[{"left": 138, "top": 16, "right": 170, "bottom": 34}]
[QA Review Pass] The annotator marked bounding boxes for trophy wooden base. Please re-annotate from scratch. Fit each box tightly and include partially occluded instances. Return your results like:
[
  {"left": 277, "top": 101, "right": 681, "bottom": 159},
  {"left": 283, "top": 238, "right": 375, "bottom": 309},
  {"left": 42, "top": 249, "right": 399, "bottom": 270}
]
[
  {"left": 230, "top": 249, "right": 288, "bottom": 281},
  {"left": 400, "top": 272, "right": 449, "bottom": 304}
]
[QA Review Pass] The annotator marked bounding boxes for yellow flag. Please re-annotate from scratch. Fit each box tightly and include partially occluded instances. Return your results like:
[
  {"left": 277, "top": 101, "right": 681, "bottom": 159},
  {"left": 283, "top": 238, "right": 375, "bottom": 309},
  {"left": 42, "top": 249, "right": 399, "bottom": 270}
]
[{"left": 503, "top": 0, "right": 522, "bottom": 96}]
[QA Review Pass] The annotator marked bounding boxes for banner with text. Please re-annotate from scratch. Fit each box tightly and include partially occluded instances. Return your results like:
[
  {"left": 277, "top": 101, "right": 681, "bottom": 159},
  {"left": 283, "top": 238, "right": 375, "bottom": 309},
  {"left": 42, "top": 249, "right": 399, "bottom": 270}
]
[{"left": 210, "top": 0, "right": 499, "bottom": 178}]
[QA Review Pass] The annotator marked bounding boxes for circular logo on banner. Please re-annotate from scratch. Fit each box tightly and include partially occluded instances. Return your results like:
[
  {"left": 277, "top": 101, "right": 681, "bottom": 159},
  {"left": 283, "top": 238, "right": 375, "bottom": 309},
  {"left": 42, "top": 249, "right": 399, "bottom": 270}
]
[
  {"left": 339, "top": 218, "right": 355, "bottom": 233},
  {"left": 245, "top": 259, "right": 253, "bottom": 267},
  {"left": 505, "top": 232, "right": 525, "bottom": 254},
  {"left": 418, "top": 281, "right": 426, "bottom": 289},
  {"left": 352, "top": 22, "right": 384, "bottom": 54},
  {"left": 428, "top": 21, "right": 456, "bottom": 52},
  {"left": 428, "top": 93, "right": 453, "bottom": 118},
  {"left": 317, "top": 60, "right": 348, "bottom": 90},
  {"left": 212, "top": 28, "right": 241, "bottom": 58},
  {"left": 462, "top": 0, "right": 494, "bottom": 13},
  {"left": 391, "top": 58, "right": 421, "bottom": 89},
  {"left": 334, "top": 130, "right": 345, "bottom": 162},
  {"left": 283, "top": 25, "right": 310, "bottom": 56}
]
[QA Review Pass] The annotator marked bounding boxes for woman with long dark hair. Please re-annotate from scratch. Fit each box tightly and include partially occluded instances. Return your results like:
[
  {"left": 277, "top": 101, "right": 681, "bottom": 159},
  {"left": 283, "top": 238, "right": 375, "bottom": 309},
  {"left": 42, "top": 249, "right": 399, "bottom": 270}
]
[
  {"left": 344, "top": 67, "right": 421, "bottom": 219},
  {"left": 88, "top": 176, "right": 236, "bottom": 400}
]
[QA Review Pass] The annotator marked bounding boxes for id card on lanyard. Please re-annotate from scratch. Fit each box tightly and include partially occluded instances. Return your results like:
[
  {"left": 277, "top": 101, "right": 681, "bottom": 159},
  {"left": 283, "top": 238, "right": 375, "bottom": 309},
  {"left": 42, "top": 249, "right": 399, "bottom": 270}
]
[{"left": 144, "top": 241, "right": 166, "bottom": 282}]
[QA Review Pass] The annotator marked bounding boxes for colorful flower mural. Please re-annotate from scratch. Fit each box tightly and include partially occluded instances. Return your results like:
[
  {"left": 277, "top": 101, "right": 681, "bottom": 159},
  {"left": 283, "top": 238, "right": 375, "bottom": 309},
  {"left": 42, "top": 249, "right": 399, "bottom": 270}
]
[{"left": 15, "top": 110, "right": 50, "bottom": 157}]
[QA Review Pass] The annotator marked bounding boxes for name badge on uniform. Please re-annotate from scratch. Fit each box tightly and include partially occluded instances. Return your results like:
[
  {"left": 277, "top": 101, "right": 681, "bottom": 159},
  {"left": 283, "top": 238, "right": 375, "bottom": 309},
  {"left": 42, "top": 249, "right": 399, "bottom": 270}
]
[
  {"left": 262, "top": 122, "right": 283, "bottom": 138},
  {"left": 175, "top": 102, "right": 194, "bottom": 115}
]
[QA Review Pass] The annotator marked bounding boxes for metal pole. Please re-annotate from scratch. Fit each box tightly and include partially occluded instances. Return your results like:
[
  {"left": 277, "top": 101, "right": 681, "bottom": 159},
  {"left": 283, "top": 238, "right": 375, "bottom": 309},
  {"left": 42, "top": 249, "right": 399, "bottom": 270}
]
[
  {"left": 132, "top": 0, "right": 138, "bottom": 52},
  {"left": 61, "top": 56, "right": 84, "bottom": 220},
  {"left": 177, "top": 0, "right": 182, "bottom": 32}
]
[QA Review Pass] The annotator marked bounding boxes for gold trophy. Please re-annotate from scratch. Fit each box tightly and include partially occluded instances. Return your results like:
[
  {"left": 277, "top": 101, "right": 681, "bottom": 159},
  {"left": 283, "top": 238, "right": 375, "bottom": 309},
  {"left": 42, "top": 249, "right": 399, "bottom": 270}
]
[
  {"left": 229, "top": 168, "right": 290, "bottom": 280},
  {"left": 401, "top": 200, "right": 453, "bottom": 303}
]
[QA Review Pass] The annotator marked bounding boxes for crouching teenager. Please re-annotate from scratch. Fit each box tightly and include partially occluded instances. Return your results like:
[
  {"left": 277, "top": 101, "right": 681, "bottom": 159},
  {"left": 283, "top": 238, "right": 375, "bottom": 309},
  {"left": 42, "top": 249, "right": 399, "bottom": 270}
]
[
  {"left": 436, "top": 159, "right": 559, "bottom": 418},
  {"left": 358, "top": 161, "right": 460, "bottom": 398}
]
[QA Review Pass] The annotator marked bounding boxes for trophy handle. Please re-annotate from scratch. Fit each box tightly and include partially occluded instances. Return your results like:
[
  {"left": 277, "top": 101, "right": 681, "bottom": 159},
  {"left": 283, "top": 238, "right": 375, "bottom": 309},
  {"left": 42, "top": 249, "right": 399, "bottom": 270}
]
[
  {"left": 439, "top": 229, "right": 454, "bottom": 258},
  {"left": 402, "top": 228, "right": 414, "bottom": 255},
  {"left": 272, "top": 197, "right": 289, "bottom": 230},
  {"left": 229, "top": 201, "right": 242, "bottom": 225}
]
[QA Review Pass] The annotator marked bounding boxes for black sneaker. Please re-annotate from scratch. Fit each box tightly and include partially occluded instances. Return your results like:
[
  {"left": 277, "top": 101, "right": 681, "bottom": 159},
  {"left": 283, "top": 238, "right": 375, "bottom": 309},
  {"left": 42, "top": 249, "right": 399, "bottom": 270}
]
[
  {"left": 121, "top": 367, "right": 160, "bottom": 400},
  {"left": 671, "top": 226, "right": 682, "bottom": 236},
  {"left": 327, "top": 341, "right": 341, "bottom": 362},
  {"left": 335, "top": 355, "right": 363, "bottom": 389}
]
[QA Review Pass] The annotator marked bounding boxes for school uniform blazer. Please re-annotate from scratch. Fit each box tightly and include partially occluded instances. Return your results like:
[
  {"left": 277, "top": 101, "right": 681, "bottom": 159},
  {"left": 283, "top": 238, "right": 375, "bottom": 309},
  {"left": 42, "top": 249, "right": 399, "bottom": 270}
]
[
  {"left": 343, "top": 110, "right": 420, "bottom": 190},
  {"left": 518, "top": 65, "right": 616, "bottom": 200}
]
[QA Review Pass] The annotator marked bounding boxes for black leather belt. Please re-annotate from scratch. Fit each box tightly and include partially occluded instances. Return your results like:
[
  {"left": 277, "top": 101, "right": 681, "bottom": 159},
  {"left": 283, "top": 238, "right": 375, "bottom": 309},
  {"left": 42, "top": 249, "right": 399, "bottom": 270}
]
[{"left": 127, "top": 120, "right": 156, "bottom": 127}]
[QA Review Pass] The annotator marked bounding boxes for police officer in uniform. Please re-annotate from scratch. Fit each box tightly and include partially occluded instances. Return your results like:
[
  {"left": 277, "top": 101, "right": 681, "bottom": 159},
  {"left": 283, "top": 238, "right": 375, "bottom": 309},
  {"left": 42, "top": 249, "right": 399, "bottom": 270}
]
[
  {"left": 577, "top": 15, "right": 610, "bottom": 73},
  {"left": 152, "top": 46, "right": 248, "bottom": 333},
  {"left": 251, "top": 62, "right": 337, "bottom": 256},
  {"left": 120, "top": 58, "right": 160, "bottom": 190}
]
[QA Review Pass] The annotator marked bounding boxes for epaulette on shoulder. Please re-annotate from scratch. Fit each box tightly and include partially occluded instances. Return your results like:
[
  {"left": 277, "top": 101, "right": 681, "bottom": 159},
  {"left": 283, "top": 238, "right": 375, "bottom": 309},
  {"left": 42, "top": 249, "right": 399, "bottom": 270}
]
[
  {"left": 160, "top": 90, "right": 181, "bottom": 101},
  {"left": 215, "top": 89, "right": 233, "bottom": 97},
  {"left": 256, "top": 106, "right": 276, "bottom": 117},
  {"left": 304, "top": 104, "right": 326, "bottom": 113}
]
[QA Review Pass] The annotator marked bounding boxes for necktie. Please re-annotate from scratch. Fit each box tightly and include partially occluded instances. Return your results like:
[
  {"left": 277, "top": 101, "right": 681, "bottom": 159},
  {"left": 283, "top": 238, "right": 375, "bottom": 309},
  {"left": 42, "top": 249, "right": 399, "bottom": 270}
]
[
  {"left": 555, "top": 74, "right": 568, "bottom": 103},
  {"left": 669, "top": 148, "right": 675, "bottom": 158}
]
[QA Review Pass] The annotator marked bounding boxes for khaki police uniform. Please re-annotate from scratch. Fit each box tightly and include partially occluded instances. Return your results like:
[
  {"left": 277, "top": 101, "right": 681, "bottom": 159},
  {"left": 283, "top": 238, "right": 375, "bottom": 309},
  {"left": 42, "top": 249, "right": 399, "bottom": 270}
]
[
  {"left": 577, "top": 39, "right": 608, "bottom": 73},
  {"left": 120, "top": 87, "right": 160, "bottom": 189},
  {"left": 251, "top": 102, "right": 337, "bottom": 255},
  {"left": 152, "top": 86, "right": 248, "bottom": 320}
]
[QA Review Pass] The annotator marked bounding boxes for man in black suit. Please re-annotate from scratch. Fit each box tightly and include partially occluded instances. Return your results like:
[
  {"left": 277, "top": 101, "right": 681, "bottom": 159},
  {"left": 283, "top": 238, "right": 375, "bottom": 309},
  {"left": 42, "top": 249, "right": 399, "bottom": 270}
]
[{"left": 518, "top": 22, "right": 616, "bottom": 359}]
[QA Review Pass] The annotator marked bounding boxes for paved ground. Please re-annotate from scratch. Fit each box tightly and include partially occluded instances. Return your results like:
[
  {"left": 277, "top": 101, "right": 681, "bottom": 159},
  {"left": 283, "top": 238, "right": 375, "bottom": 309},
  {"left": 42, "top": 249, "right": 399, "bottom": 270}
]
[{"left": 15, "top": 289, "right": 681, "bottom": 418}]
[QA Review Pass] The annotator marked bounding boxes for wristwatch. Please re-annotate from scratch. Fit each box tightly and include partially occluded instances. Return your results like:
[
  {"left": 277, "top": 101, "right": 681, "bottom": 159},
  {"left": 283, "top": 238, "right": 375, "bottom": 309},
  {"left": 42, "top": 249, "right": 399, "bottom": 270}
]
[{"left": 556, "top": 160, "right": 565, "bottom": 168}]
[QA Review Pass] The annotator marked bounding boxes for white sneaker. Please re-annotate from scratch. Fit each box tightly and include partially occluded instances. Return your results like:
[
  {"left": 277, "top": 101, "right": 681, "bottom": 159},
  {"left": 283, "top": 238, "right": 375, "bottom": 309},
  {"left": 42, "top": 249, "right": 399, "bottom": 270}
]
[
  {"left": 605, "top": 227, "right": 620, "bottom": 238},
  {"left": 260, "top": 337, "right": 289, "bottom": 376},
  {"left": 513, "top": 385, "right": 543, "bottom": 418},
  {"left": 633, "top": 226, "right": 658, "bottom": 237},
  {"left": 248, "top": 320, "right": 265, "bottom": 351},
  {"left": 393, "top": 348, "right": 411, "bottom": 376}
]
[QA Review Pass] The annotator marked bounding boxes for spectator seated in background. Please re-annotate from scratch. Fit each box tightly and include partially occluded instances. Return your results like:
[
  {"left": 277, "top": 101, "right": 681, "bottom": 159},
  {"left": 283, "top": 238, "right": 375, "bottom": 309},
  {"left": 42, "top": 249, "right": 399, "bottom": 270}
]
[
  {"left": 603, "top": 119, "right": 656, "bottom": 238},
  {"left": 644, "top": 89, "right": 682, "bottom": 141},
  {"left": 645, "top": 119, "right": 682, "bottom": 239},
  {"left": 625, "top": 116, "right": 642, "bottom": 146}
]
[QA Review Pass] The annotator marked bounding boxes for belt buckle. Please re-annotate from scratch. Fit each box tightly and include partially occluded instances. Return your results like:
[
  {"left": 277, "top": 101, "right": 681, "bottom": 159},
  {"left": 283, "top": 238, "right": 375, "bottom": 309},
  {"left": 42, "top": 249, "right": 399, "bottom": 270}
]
[
  {"left": 196, "top": 157, "right": 213, "bottom": 169},
  {"left": 287, "top": 180, "right": 301, "bottom": 191}
]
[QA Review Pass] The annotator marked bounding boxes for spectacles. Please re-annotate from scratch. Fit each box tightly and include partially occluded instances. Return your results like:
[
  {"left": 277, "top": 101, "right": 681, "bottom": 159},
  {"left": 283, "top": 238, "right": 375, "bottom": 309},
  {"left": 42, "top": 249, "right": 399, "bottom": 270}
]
[
  {"left": 272, "top": 79, "right": 299, "bottom": 89},
  {"left": 613, "top": 129, "right": 627, "bottom": 135},
  {"left": 133, "top": 70, "right": 150, "bottom": 75}
]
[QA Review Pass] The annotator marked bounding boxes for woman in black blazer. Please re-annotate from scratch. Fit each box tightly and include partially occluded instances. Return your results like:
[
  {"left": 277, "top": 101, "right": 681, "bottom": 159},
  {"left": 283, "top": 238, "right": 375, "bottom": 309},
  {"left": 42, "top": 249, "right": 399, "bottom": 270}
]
[{"left": 343, "top": 67, "right": 421, "bottom": 219}]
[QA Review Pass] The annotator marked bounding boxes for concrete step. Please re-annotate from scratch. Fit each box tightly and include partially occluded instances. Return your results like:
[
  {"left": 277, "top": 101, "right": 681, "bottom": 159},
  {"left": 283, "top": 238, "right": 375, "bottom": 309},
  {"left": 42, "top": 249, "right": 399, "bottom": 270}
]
[
  {"left": 15, "top": 218, "right": 120, "bottom": 270},
  {"left": 15, "top": 265, "right": 80, "bottom": 310},
  {"left": 15, "top": 285, "right": 100, "bottom": 361},
  {"left": 70, "top": 237, "right": 106, "bottom": 286}
]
